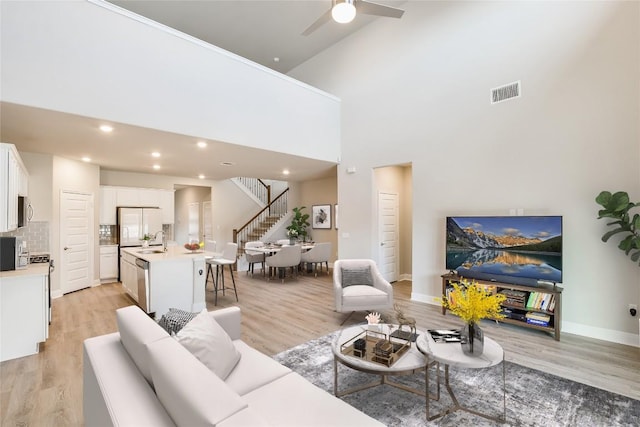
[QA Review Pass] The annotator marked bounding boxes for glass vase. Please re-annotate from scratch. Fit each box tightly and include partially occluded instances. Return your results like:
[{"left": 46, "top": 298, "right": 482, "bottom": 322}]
[{"left": 460, "top": 322, "right": 484, "bottom": 357}]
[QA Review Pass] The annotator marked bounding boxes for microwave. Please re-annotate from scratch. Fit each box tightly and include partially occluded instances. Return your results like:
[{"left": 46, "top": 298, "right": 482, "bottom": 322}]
[
  {"left": 0, "top": 237, "right": 28, "bottom": 271},
  {"left": 18, "top": 195, "right": 31, "bottom": 228}
]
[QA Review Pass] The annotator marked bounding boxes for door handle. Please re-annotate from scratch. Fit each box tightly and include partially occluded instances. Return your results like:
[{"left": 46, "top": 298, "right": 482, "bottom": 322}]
[
  {"left": 380, "top": 242, "right": 385, "bottom": 246},
  {"left": 64, "top": 246, "right": 69, "bottom": 251}
]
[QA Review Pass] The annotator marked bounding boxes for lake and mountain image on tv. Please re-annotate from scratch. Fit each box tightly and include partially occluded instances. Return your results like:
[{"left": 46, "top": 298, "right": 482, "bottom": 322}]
[{"left": 446, "top": 216, "right": 563, "bottom": 284}]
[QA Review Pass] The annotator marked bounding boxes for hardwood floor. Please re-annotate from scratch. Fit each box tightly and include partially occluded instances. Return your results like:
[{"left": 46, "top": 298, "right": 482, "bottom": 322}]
[{"left": 1, "top": 270, "right": 638, "bottom": 426}]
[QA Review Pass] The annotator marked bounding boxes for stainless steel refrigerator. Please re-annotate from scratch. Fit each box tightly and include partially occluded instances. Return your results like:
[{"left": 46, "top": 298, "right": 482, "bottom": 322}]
[{"left": 117, "top": 207, "right": 163, "bottom": 247}]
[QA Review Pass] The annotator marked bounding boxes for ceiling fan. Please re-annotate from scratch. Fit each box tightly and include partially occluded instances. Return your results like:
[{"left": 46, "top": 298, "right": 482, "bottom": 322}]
[{"left": 302, "top": 0, "right": 405, "bottom": 36}]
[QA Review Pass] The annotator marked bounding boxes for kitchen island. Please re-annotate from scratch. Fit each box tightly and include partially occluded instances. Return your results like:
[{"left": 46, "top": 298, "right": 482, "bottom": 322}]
[{"left": 120, "top": 246, "right": 217, "bottom": 319}]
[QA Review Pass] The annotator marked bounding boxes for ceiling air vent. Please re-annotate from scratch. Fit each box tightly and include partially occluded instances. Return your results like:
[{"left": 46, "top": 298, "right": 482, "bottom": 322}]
[{"left": 491, "top": 81, "right": 521, "bottom": 104}]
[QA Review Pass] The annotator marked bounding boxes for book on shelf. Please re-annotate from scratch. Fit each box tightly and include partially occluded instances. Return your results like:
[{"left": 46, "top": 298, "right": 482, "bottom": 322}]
[
  {"left": 526, "top": 318, "right": 550, "bottom": 327},
  {"left": 526, "top": 311, "right": 551, "bottom": 322}
]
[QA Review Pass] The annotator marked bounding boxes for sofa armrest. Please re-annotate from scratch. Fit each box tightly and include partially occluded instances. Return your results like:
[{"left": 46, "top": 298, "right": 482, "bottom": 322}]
[{"left": 208, "top": 307, "right": 242, "bottom": 340}]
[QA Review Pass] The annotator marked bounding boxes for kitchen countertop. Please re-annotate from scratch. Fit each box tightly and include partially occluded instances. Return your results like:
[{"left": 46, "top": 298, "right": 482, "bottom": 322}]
[
  {"left": 120, "top": 246, "right": 220, "bottom": 263},
  {"left": 0, "top": 263, "right": 49, "bottom": 279}
]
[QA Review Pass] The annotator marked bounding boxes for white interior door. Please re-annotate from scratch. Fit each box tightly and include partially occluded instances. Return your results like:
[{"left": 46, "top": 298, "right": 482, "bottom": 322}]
[
  {"left": 202, "top": 201, "right": 212, "bottom": 241},
  {"left": 188, "top": 202, "right": 200, "bottom": 243},
  {"left": 61, "top": 191, "right": 93, "bottom": 294},
  {"left": 378, "top": 192, "right": 398, "bottom": 283}
]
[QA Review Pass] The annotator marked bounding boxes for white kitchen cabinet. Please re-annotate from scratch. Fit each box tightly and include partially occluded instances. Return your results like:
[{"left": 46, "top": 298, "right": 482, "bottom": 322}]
[
  {"left": 139, "top": 188, "right": 161, "bottom": 208},
  {"left": 100, "top": 245, "right": 119, "bottom": 281},
  {"left": 120, "top": 251, "right": 138, "bottom": 302},
  {"left": 99, "top": 186, "right": 117, "bottom": 225},
  {"left": 116, "top": 187, "right": 140, "bottom": 207},
  {"left": 0, "top": 143, "right": 29, "bottom": 232},
  {"left": 0, "top": 270, "right": 48, "bottom": 362},
  {"left": 160, "top": 189, "right": 175, "bottom": 224}
]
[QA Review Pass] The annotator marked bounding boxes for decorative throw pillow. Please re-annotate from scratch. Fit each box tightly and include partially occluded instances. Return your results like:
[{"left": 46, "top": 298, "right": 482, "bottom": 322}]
[
  {"left": 174, "top": 309, "right": 241, "bottom": 380},
  {"left": 157, "top": 308, "right": 198, "bottom": 335},
  {"left": 341, "top": 266, "right": 373, "bottom": 287}
]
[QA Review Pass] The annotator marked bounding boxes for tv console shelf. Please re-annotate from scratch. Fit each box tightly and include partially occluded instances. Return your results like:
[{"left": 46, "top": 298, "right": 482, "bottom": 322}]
[{"left": 441, "top": 274, "right": 563, "bottom": 341}]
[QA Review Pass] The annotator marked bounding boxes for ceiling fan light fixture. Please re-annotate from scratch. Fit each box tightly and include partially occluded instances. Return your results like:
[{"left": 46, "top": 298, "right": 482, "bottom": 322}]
[{"left": 332, "top": 0, "right": 356, "bottom": 24}]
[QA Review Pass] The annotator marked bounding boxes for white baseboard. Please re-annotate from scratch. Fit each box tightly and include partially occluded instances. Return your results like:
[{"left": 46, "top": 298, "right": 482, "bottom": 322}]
[
  {"left": 398, "top": 273, "right": 412, "bottom": 282},
  {"left": 562, "top": 320, "right": 639, "bottom": 348},
  {"left": 410, "top": 292, "right": 640, "bottom": 348},
  {"left": 51, "top": 289, "right": 63, "bottom": 299}
]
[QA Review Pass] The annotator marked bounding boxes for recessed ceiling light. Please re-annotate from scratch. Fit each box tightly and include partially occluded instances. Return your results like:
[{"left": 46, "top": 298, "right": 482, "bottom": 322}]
[
  {"left": 197, "top": 141, "right": 208, "bottom": 148},
  {"left": 282, "top": 169, "right": 290, "bottom": 175},
  {"left": 82, "top": 157, "right": 91, "bottom": 162},
  {"left": 151, "top": 151, "right": 161, "bottom": 158},
  {"left": 220, "top": 161, "right": 235, "bottom": 166},
  {"left": 99, "top": 124, "right": 113, "bottom": 133},
  {"left": 198, "top": 174, "right": 205, "bottom": 179},
  {"left": 274, "top": 57, "right": 280, "bottom": 63},
  {"left": 153, "top": 164, "right": 161, "bottom": 170}
]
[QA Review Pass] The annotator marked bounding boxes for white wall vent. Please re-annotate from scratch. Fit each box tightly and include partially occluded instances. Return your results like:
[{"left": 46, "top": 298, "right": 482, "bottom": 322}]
[{"left": 491, "top": 81, "right": 521, "bottom": 104}]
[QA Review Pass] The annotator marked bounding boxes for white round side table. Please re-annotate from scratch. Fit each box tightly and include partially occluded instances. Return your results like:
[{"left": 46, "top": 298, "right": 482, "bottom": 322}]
[{"left": 416, "top": 332, "right": 506, "bottom": 423}]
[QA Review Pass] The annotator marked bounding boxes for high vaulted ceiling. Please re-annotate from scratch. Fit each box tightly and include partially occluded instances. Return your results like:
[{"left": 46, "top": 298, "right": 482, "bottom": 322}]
[{"left": 1, "top": 0, "right": 405, "bottom": 181}]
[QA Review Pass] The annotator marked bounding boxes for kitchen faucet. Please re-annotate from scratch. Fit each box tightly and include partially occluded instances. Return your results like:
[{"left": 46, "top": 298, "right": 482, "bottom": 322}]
[{"left": 154, "top": 230, "right": 167, "bottom": 252}]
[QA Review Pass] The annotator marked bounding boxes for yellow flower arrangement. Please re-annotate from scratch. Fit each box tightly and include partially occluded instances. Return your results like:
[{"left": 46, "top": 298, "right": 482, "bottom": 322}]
[{"left": 443, "top": 279, "right": 506, "bottom": 324}]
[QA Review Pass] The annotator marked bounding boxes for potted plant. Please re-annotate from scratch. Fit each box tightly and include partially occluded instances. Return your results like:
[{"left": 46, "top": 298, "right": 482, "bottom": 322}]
[
  {"left": 595, "top": 190, "right": 640, "bottom": 265},
  {"left": 141, "top": 234, "right": 152, "bottom": 248},
  {"left": 286, "top": 206, "right": 310, "bottom": 242},
  {"left": 442, "top": 279, "right": 505, "bottom": 356}
]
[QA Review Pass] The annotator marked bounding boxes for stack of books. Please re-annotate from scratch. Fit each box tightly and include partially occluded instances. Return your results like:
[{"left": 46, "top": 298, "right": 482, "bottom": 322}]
[
  {"left": 526, "top": 291, "right": 556, "bottom": 312},
  {"left": 499, "top": 289, "right": 527, "bottom": 308},
  {"left": 525, "top": 311, "right": 551, "bottom": 326}
]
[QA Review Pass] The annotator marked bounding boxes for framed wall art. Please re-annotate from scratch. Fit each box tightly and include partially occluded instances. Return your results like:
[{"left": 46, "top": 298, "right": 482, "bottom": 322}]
[{"left": 312, "top": 204, "right": 331, "bottom": 229}]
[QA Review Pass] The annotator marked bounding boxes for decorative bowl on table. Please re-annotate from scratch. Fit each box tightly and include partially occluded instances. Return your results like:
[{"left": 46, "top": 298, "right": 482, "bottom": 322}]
[{"left": 184, "top": 243, "right": 201, "bottom": 253}]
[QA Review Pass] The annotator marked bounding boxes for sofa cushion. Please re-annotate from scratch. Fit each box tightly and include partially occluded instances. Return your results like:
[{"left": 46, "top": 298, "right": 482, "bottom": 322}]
[
  {"left": 243, "top": 372, "right": 384, "bottom": 426},
  {"left": 224, "top": 340, "right": 291, "bottom": 396},
  {"left": 116, "top": 305, "right": 170, "bottom": 385},
  {"left": 157, "top": 308, "right": 198, "bottom": 335},
  {"left": 175, "top": 309, "right": 241, "bottom": 380},
  {"left": 148, "top": 337, "right": 248, "bottom": 426},
  {"left": 83, "top": 333, "right": 175, "bottom": 427},
  {"left": 342, "top": 285, "right": 389, "bottom": 309},
  {"left": 341, "top": 266, "right": 373, "bottom": 287}
]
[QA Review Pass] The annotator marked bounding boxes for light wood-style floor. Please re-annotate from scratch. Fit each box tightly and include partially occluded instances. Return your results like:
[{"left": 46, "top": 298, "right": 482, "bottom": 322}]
[{"left": 1, "top": 269, "right": 639, "bottom": 426}]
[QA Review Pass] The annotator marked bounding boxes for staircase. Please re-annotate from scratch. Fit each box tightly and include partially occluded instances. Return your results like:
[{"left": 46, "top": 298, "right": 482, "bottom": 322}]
[{"left": 233, "top": 181, "right": 289, "bottom": 252}]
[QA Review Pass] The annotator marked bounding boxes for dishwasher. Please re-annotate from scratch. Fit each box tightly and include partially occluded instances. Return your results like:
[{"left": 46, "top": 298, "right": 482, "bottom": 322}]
[{"left": 135, "top": 258, "right": 150, "bottom": 313}]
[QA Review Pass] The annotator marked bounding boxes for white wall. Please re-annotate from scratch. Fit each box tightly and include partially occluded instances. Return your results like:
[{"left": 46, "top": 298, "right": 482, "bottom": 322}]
[
  {"left": 1, "top": 0, "right": 340, "bottom": 163},
  {"left": 290, "top": 1, "right": 640, "bottom": 345}
]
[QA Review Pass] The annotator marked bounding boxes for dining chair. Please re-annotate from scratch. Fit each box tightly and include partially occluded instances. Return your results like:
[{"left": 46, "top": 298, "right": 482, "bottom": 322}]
[
  {"left": 244, "top": 241, "right": 265, "bottom": 276},
  {"left": 206, "top": 242, "right": 238, "bottom": 305},
  {"left": 265, "top": 245, "right": 302, "bottom": 283},
  {"left": 300, "top": 242, "right": 331, "bottom": 277}
]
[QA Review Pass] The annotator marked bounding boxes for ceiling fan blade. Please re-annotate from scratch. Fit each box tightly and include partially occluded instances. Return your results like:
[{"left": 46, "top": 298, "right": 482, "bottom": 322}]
[
  {"left": 356, "top": 0, "right": 405, "bottom": 19},
  {"left": 302, "top": 8, "right": 333, "bottom": 36}
]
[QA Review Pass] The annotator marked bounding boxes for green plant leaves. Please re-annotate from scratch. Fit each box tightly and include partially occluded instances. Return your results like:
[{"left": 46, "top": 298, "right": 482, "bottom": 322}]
[{"left": 596, "top": 190, "right": 640, "bottom": 266}]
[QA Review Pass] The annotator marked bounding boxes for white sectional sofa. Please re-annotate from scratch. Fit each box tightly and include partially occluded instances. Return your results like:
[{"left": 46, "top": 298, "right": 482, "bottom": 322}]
[{"left": 83, "top": 305, "right": 382, "bottom": 426}]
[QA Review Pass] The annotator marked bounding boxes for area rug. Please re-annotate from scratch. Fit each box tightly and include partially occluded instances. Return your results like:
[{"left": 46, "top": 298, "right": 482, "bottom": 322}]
[{"left": 273, "top": 330, "right": 640, "bottom": 426}]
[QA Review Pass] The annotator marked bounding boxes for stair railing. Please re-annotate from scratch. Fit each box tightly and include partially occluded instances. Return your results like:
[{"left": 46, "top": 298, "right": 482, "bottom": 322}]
[
  {"left": 236, "top": 177, "right": 271, "bottom": 205},
  {"left": 233, "top": 188, "right": 289, "bottom": 249}
]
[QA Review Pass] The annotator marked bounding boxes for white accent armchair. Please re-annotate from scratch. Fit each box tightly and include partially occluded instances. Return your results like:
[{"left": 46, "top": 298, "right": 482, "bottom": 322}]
[{"left": 333, "top": 259, "right": 394, "bottom": 325}]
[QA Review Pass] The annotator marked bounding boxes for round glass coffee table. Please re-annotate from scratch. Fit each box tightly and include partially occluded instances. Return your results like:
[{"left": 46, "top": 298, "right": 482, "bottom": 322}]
[
  {"left": 332, "top": 324, "right": 436, "bottom": 399},
  {"left": 416, "top": 331, "right": 506, "bottom": 422}
]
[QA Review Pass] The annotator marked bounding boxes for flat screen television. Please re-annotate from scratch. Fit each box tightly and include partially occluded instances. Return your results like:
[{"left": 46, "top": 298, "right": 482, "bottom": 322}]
[{"left": 446, "top": 216, "right": 562, "bottom": 286}]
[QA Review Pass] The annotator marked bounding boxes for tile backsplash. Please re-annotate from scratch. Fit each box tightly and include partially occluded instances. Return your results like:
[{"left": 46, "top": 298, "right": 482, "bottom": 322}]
[{"left": 0, "top": 221, "right": 50, "bottom": 253}]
